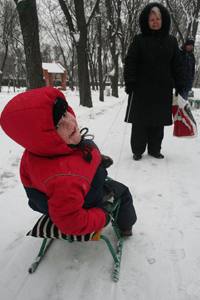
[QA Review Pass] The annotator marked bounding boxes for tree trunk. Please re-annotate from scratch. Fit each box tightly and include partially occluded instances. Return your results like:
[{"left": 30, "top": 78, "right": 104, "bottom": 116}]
[
  {"left": 97, "top": 3, "right": 104, "bottom": 102},
  {"left": 0, "top": 40, "right": 8, "bottom": 92},
  {"left": 76, "top": 43, "right": 92, "bottom": 107},
  {"left": 192, "top": 0, "right": 200, "bottom": 40},
  {"left": 14, "top": 0, "right": 44, "bottom": 90},
  {"left": 58, "top": 0, "right": 92, "bottom": 107},
  {"left": 88, "top": 53, "right": 95, "bottom": 90},
  {"left": 93, "top": 64, "right": 98, "bottom": 91},
  {"left": 110, "top": 36, "right": 119, "bottom": 98},
  {"left": 105, "top": 0, "right": 120, "bottom": 98},
  {"left": 70, "top": 44, "right": 75, "bottom": 91},
  {"left": 110, "top": 51, "right": 119, "bottom": 98},
  {"left": 74, "top": 0, "right": 92, "bottom": 107}
]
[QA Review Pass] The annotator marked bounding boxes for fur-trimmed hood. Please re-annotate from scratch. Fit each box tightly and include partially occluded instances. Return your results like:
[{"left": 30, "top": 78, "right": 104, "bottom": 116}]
[
  {"left": 139, "top": 2, "right": 171, "bottom": 36},
  {"left": 0, "top": 87, "right": 76, "bottom": 157}
]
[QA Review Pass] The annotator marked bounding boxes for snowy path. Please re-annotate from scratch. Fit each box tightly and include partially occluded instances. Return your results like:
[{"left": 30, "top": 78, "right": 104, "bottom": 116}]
[
  {"left": 88, "top": 97, "right": 200, "bottom": 299},
  {"left": 0, "top": 90, "right": 200, "bottom": 299}
]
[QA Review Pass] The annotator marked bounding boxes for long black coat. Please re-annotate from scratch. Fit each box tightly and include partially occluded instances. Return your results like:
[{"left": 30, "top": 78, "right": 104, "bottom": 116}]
[{"left": 124, "top": 3, "right": 185, "bottom": 126}]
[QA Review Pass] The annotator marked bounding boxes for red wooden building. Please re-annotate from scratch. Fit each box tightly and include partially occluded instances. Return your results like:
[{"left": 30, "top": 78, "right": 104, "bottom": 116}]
[{"left": 42, "top": 62, "right": 66, "bottom": 91}]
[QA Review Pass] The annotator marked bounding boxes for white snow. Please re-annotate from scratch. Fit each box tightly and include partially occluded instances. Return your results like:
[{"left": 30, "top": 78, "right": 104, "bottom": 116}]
[
  {"left": 42, "top": 62, "right": 65, "bottom": 73},
  {"left": 0, "top": 86, "right": 200, "bottom": 300},
  {"left": 73, "top": 32, "right": 80, "bottom": 43},
  {"left": 109, "top": 68, "right": 115, "bottom": 77}
]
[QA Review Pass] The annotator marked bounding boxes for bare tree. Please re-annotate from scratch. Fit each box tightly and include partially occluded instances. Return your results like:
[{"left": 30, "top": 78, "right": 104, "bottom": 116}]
[
  {"left": 87, "top": 14, "right": 99, "bottom": 91},
  {"left": 58, "top": 0, "right": 101, "bottom": 107},
  {"left": 166, "top": 0, "right": 200, "bottom": 44},
  {"left": 104, "top": 0, "right": 123, "bottom": 98},
  {"left": 165, "top": 0, "right": 200, "bottom": 86},
  {"left": 0, "top": 1, "right": 18, "bottom": 91},
  {"left": 96, "top": 1, "right": 104, "bottom": 101},
  {"left": 13, "top": 0, "right": 44, "bottom": 90},
  {"left": 39, "top": 1, "right": 74, "bottom": 90}
]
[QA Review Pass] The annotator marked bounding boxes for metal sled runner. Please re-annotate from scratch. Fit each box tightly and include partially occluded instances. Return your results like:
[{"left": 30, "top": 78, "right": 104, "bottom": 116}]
[{"left": 28, "top": 196, "right": 124, "bottom": 282}]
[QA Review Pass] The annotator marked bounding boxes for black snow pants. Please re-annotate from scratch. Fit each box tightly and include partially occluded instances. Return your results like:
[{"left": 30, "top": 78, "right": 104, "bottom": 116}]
[
  {"left": 131, "top": 123, "right": 164, "bottom": 155},
  {"left": 103, "top": 180, "right": 137, "bottom": 231}
]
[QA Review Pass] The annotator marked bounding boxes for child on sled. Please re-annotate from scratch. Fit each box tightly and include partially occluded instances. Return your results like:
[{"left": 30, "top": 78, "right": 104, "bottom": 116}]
[{"left": 0, "top": 87, "right": 137, "bottom": 237}]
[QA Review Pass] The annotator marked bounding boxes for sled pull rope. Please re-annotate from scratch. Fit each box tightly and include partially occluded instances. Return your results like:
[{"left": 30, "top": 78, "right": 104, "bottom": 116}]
[
  {"left": 100, "top": 95, "right": 127, "bottom": 152},
  {"left": 115, "top": 122, "right": 128, "bottom": 180},
  {"left": 115, "top": 92, "right": 133, "bottom": 180},
  {"left": 126, "top": 91, "right": 133, "bottom": 122}
]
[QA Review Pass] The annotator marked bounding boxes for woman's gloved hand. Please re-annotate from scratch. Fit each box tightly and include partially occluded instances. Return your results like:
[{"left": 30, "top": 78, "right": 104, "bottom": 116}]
[
  {"left": 125, "top": 83, "right": 135, "bottom": 95},
  {"left": 175, "top": 86, "right": 184, "bottom": 97}
]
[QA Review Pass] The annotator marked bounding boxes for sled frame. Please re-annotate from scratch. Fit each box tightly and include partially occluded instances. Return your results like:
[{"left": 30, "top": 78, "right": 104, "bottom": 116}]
[{"left": 28, "top": 178, "right": 124, "bottom": 281}]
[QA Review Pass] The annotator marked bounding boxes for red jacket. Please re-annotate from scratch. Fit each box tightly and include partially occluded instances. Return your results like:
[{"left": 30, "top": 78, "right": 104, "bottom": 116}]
[{"left": 0, "top": 87, "right": 106, "bottom": 235}]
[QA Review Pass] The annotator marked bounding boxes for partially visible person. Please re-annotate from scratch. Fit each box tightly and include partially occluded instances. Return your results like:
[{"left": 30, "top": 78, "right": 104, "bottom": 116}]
[
  {"left": 124, "top": 2, "right": 185, "bottom": 161},
  {"left": 178, "top": 38, "right": 195, "bottom": 100},
  {"left": 0, "top": 87, "right": 137, "bottom": 237}
]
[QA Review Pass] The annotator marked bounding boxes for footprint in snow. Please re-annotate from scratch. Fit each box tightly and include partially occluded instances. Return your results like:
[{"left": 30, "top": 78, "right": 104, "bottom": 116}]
[
  {"left": 166, "top": 248, "right": 186, "bottom": 261},
  {"left": 180, "top": 282, "right": 200, "bottom": 298},
  {"left": 193, "top": 211, "right": 200, "bottom": 218},
  {"left": 0, "top": 171, "right": 15, "bottom": 179}
]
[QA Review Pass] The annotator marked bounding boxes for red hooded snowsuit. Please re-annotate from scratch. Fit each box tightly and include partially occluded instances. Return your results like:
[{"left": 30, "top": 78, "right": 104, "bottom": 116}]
[{"left": 0, "top": 87, "right": 106, "bottom": 235}]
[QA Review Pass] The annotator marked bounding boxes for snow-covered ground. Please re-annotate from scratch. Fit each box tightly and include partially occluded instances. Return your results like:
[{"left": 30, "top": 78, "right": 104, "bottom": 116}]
[{"left": 0, "top": 86, "right": 200, "bottom": 300}]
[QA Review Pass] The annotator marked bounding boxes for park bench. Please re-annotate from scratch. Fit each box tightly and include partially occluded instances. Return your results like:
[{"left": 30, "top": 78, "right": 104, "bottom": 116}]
[
  {"left": 187, "top": 90, "right": 200, "bottom": 108},
  {"left": 188, "top": 98, "right": 200, "bottom": 109}
]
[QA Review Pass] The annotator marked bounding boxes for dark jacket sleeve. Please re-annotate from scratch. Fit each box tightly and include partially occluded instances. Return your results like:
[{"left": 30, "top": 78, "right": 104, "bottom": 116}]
[
  {"left": 124, "top": 35, "right": 140, "bottom": 86},
  {"left": 170, "top": 36, "right": 185, "bottom": 87},
  {"left": 189, "top": 55, "right": 195, "bottom": 88}
]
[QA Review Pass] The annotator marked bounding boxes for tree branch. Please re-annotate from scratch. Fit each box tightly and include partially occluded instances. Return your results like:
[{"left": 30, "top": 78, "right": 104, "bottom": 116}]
[
  {"left": 86, "top": 0, "right": 101, "bottom": 27},
  {"left": 165, "top": 0, "right": 184, "bottom": 45},
  {"left": 58, "top": 0, "right": 75, "bottom": 33}
]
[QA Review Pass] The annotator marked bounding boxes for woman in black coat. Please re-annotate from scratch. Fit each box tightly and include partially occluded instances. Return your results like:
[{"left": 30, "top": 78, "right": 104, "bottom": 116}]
[{"left": 124, "top": 3, "right": 185, "bottom": 160}]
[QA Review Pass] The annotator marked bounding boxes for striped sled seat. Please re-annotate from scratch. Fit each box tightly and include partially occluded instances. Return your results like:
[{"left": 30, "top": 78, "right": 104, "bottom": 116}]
[{"left": 27, "top": 180, "right": 123, "bottom": 282}]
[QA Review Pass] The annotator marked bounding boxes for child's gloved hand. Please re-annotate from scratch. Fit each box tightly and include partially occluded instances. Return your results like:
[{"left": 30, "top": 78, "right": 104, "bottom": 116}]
[
  {"left": 101, "top": 155, "right": 113, "bottom": 169},
  {"left": 102, "top": 197, "right": 114, "bottom": 227},
  {"left": 102, "top": 208, "right": 112, "bottom": 227}
]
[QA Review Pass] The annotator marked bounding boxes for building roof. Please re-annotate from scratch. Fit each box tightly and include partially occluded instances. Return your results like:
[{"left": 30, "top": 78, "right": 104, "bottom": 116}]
[{"left": 42, "top": 62, "right": 65, "bottom": 74}]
